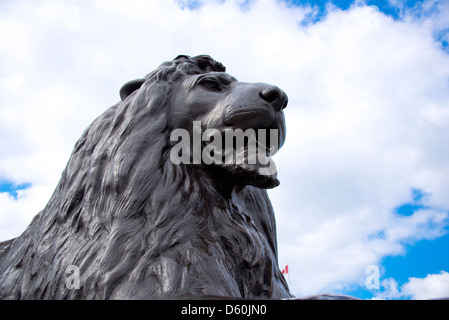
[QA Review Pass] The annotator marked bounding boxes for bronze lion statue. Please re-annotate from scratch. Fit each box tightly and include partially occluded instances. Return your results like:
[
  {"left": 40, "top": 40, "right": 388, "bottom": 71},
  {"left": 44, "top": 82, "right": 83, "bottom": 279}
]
[{"left": 0, "top": 55, "right": 292, "bottom": 299}]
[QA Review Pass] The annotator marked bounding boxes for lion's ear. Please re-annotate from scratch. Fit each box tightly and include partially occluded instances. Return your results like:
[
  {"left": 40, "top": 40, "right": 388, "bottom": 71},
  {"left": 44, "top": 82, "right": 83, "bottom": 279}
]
[{"left": 119, "top": 78, "right": 146, "bottom": 101}]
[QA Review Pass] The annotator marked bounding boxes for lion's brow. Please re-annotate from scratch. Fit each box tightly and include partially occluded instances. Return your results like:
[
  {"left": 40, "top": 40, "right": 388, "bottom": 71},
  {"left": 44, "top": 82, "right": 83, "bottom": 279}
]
[{"left": 194, "top": 73, "right": 237, "bottom": 86}]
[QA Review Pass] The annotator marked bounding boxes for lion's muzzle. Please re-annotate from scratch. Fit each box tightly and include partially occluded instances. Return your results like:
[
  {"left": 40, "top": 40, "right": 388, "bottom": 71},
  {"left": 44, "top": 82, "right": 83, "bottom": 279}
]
[{"left": 223, "top": 83, "right": 287, "bottom": 130}]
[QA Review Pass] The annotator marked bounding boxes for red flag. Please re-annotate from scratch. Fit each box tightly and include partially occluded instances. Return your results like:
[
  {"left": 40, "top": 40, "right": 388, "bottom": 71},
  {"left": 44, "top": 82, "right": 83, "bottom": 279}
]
[{"left": 281, "top": 264, "right": 288, "bottom": 275}]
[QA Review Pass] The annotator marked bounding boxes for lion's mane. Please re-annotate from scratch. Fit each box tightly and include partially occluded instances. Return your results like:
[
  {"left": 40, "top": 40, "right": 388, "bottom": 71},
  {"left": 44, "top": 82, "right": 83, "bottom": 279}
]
[{"left": 0, "top": 55, "right": 291, "bottom": 299}]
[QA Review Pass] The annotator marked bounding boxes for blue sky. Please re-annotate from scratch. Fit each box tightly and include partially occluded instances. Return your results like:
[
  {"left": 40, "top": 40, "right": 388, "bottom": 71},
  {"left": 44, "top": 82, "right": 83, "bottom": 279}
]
[
  {"left": 288, "top": 0, "right": 435, "bottom": 17},
  {"left": 290, "top": 0, "right": 449, "bottom": 50},
  {"left": 1, "top": 0, "right": 449, "bottom": 299},
  {"left": 289, "top": 0, "right": 401, "bottom": 19},
  {"left": 0, "top": 182, "right": 31, "bottom": 200},
  {"left": 346, "top": 188, "right": 449, "bottom": 299}
]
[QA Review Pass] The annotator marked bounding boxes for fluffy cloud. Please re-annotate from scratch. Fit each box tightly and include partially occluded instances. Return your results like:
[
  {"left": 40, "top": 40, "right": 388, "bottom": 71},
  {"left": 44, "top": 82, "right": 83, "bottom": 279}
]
[
  {"left": 374, "top": 271, "right": 449, "bottom": 299},
  {"left": 0, "top": 0, "right": 448, "bottom": 297},
  {"left": 268, "top": 2, "right": 449, "bottom": 295},
  {"left": 402, "top": 271, "right": 449, "bottom": 300}
]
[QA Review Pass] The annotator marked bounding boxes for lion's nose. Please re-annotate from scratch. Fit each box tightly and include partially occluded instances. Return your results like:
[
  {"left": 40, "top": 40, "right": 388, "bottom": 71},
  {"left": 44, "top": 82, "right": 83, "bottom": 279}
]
[{"left": 259, "top": 85, "right": 288, "bottom": 111}]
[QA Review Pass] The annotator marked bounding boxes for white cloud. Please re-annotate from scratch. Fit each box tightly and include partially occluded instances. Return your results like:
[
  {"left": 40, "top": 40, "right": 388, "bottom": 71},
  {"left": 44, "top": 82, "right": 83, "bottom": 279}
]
[
  {"left": 373, "top": 271, "right": 449, "bottom": 299},
  {"left": 267, "top": 3, "right": 449, "bottom": 296},
  {"left": 0, "top": 0, "right": 448, "bottom": 298},
  {"left": 0, "top": 185, "right": 54, "bottom": 241},
  {"left": 402, "top": 271, "right": 449, "bottom": 300},
  {"left": 374, "top": 278, "right": 403, "bottom": 300}
]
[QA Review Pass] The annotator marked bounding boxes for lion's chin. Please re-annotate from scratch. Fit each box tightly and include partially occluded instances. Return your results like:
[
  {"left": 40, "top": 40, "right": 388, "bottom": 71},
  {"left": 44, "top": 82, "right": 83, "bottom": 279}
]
[{"left": 219, "top": 163, "right": 280, "bottom": 189}]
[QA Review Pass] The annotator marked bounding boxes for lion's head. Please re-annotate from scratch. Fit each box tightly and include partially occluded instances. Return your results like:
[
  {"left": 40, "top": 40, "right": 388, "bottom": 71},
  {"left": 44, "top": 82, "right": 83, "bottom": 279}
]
[
  {"left": 0, "top": 55, "right": 292, "bottom": 299},
  {"left": 120, "top": 55, "right": 288, "bottom": 189}
]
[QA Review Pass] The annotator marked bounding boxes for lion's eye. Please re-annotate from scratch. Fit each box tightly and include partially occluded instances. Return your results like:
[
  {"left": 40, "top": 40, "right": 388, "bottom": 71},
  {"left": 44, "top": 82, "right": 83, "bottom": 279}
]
[{"left": 200, "top": 78, "right": 222, "bottom": 92}]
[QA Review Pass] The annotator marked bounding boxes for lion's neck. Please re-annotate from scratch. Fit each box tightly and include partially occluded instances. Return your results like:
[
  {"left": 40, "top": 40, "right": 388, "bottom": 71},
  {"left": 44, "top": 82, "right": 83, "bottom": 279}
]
[
  {"left": 170, "top": 164, "right": 270, "bottom": 255},
  {"left": 186, "top": 165, "right": 247, "bottom": 198},
  {"left": 147, "top": 167, "right": 273, "bottom": 297}
]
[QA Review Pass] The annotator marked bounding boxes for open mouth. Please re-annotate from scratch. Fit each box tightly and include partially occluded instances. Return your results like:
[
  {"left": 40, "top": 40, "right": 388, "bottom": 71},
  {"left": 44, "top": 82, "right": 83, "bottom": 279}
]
[
  {"left": 203, "top": 126, "right": 280, "bottom": 179},
  {"left": 169, "top": 120, "right": 282, "bottom": 188},
  {"left": 221, "top": 128, "right": 280, "bottom": 188},
  {"left": 233, "top": 127, "right": 278, "bottom": 164}
]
